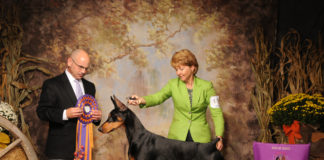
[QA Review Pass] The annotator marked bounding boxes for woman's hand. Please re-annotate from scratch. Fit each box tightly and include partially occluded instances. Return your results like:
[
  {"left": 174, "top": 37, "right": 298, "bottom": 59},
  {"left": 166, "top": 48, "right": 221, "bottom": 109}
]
[
  {"left": 127, "top": 95, "right": 146, "bottom": 105},
  {"left": 216, "top": 136, "right": 223, "bottom": 151}
]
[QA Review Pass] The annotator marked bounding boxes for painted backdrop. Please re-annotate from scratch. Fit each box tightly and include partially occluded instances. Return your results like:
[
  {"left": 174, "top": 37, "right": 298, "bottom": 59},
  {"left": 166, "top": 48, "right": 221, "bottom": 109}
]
[{"left": 19, "top": 0, "right": 277, "bottom": 159}]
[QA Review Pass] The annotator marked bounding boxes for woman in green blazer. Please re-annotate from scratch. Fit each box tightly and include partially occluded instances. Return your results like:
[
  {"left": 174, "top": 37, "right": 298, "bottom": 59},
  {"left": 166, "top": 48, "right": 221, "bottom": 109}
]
[{"left": 128, "top": 49, "right": 224, "bottom": 151}]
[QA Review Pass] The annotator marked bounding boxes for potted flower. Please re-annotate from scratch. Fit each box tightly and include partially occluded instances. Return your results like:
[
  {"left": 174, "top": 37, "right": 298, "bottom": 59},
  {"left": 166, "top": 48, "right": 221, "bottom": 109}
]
[
  {"left": 253, "top": 93, "right": 323, "bottom": 160},
  {"left": 268, "top": 93, "right": 323, "bottom": 127},
  {"left": 0, "top": 101, "right": 19, "bottom": 149},
  {"left": 268, "top": 93, "right": 324, "bottom": 144},
  {"left": 0, "top": 101, "right": 19, "bottom": 133}
]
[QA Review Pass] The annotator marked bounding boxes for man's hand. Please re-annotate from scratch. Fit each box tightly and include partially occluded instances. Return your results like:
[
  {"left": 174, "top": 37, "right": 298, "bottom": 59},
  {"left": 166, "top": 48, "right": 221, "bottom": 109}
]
[
  {"left": 66, "top": 107, "right": 83, "bottom": 119},
  {"left": 91, "top": 110, "right": 102, "bottom": 121}
]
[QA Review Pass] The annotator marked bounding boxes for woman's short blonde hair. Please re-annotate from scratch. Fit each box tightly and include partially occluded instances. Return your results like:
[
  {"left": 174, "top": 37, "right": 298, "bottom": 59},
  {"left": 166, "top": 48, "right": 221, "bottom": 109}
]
[{"left": 171, "top": 49, "right": 199, "bottom": 75}]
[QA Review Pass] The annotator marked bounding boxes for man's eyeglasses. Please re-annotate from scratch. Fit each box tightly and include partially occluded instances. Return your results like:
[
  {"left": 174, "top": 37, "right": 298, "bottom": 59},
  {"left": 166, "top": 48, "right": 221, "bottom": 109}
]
[{"left": 71, "top": 58, "right": 89, "bottom": 71}]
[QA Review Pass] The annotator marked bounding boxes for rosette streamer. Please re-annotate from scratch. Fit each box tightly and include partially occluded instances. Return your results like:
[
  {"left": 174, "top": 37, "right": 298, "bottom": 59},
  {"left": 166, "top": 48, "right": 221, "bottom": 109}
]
[{"left": 74, "top": 94, "right": 98, "bottom": 160}]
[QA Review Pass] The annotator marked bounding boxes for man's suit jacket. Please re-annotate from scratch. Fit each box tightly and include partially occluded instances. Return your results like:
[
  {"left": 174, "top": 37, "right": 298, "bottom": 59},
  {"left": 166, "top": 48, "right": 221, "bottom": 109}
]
[
  {"left": 141, "top": 77, "right": 224, "bottom": 143},
  {"left": 37, "top": 72, "right": 96, "bottom": 159}
]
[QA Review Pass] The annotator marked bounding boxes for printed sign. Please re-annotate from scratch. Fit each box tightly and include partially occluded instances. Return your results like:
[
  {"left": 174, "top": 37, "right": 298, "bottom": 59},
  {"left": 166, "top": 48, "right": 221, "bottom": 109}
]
[{"left": 253, "top": 142, "right": 310, "bottom": 160}]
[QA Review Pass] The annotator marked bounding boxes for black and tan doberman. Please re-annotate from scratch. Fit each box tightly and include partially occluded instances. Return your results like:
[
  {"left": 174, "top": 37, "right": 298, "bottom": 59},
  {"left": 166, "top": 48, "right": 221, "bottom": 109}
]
[{"left": 98, "top": 95, "right": 224, "bottom": 160}]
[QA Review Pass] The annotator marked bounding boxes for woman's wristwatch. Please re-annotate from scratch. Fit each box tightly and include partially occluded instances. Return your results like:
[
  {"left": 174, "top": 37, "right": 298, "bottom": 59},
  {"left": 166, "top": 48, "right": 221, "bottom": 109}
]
[{"left": 217, "top": 136, "right": 223, "bottom": 141}]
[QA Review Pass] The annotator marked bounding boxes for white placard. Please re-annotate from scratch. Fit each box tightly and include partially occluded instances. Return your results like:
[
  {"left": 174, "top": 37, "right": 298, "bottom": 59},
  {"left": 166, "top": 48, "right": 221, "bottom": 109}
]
[{"left": 210, "top": 96, "right": 220, "bottom": 108}]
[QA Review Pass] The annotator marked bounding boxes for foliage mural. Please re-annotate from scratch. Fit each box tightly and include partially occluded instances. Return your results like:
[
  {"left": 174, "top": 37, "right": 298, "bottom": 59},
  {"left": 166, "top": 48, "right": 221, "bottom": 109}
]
[
  {"left": 23, "top": 0, "right": 233, "bottom": 74},
  {"left": 3, "top": 0, "right": 279, "bottom": 159}
]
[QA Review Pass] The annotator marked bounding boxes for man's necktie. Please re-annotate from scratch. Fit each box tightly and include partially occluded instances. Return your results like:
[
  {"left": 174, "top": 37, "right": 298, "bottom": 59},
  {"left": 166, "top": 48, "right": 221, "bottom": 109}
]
[{"left": 75, "top": 79, "right": 83, "bottom": 99}]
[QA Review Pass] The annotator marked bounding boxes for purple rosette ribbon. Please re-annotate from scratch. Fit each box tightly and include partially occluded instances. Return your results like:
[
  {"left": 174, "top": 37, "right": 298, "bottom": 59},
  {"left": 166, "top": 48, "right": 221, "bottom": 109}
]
[{"left": 75, "top": 94, "right": 98, "bottom": 160}]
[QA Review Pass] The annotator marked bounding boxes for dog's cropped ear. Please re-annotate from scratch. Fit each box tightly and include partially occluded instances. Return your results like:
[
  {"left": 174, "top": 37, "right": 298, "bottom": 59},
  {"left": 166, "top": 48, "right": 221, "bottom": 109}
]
[
  {"left": 112, "top": 95, "right": 128, "bottom": 111},
  {"left": 111, "top": 96, "right": 118, "bottom": 109}
]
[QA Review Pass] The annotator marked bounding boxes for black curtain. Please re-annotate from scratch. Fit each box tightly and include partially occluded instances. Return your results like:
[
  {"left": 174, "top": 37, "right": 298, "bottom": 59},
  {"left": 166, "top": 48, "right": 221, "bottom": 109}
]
[{"left": 277, "top": 0, "right": 324, "bottom": 45}]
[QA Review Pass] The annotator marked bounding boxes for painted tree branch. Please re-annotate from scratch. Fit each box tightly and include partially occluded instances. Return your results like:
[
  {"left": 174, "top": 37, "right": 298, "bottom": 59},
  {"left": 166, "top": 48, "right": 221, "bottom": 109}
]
[{"left": 104, "top": 22, "right": 184, "bottom": 64}]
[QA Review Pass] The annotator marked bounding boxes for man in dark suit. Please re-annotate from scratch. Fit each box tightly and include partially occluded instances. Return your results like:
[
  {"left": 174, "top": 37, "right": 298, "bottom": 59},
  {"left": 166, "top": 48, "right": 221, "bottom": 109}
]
[{"left": 37, "top": 49, "right": 102, "bottom": 160}]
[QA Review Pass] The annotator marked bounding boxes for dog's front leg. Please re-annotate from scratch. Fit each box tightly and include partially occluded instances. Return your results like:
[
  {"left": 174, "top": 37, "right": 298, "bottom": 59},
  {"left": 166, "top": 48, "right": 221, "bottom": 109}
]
[
  {"left": 128, "top": 152, "right": 135, "bottom": 160},
  {"left": 128, "top": 148, "right": 136, "bottom": 160}
]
